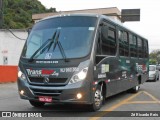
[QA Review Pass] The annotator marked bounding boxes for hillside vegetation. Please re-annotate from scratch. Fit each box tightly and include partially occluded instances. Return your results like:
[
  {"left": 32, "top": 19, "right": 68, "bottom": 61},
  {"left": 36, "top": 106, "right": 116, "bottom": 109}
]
[{"left": 2, "top": 0, "right": 55, "bottom": 29}]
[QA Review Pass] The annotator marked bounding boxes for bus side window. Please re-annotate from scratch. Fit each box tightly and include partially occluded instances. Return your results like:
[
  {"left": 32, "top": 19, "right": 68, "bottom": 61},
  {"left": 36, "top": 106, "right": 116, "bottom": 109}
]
[
  {"left": 123, "top": 32, "right": 129, "bottom": 56},
  {"left": 144, "top": 40, "right": 148, "bottom": 58},
  {"left": 101, "top": 25, "right": 109, "bottom": 55},
  {"left": 95, "top": 30, "right": 103, "bottom": 64},
  {"left": 130, "top": 35, "right": 137, "bottom": 57},
  {"left": 119, "top": 31, "right": 129, "bottom": 57},
  {"left": 108, "top": 28, "right": 116, "bottom": 55},
  {"left": 101, "top": 25, "right": 116, "bottom": 56},
  {"left": 96, "top": 33, "right": 101, "bottom": 55},
  {"left": 138, "top": 38, "right": 143, "bottom": 58},
  {"left": 119, "top": 30, "right": 124, "bottom": 56}
]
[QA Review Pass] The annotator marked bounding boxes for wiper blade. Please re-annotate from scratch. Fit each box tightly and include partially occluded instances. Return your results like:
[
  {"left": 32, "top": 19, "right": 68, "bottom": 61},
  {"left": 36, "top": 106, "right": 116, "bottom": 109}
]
[
  {"left": 28, "top": 31, "right": 57, "bottom": 62},
  {"left": 47, "top": 30, "right": 58, "bottom": 51},
  {"left": 53, "top": 31, "right": 69, "bottom": 62},
  {"left": 57, "top": 41, "right": 69, "bottom": 62},
  {"left": 40, "top": 30, "right": 59, "bottom": 53},
  {"left": 53, "top": 31, "right": 60, "bottom": 51}
]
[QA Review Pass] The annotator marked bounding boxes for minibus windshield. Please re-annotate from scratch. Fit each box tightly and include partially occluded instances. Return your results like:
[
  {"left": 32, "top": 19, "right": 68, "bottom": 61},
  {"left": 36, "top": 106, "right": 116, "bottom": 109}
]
[{"left": 22, "top": 16, "right": 97, "bottom": 60}]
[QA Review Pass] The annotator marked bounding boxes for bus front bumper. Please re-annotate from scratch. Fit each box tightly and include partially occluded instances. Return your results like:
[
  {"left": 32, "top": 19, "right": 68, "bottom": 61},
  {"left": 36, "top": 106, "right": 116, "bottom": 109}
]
[{"left": 17, "top": 79, "right": 92, "bottom": 104}]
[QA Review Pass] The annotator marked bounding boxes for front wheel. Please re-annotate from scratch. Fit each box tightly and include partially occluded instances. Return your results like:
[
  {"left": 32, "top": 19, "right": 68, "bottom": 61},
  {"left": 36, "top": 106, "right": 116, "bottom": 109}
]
[
  {"left": 89, "top": 85, "right": 103, "bottom": 111},
  {"left": 129, "top": 85, "right": 140, "bottom": 93},
  {"left": 29, "top": 100, "right": 45, "bottom": 107}
]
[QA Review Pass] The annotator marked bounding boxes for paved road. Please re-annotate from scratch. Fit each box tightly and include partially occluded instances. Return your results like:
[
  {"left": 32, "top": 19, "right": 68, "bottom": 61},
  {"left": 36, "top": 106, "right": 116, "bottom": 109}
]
[{"left": 0, "top": 80, "right": 160, "bottom": 120}]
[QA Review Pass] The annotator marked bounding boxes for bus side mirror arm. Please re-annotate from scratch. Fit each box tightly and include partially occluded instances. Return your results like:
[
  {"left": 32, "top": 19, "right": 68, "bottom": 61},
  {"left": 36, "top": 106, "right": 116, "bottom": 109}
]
[{"left": 27, "top": 28, "right": 32, "bottom": 35}]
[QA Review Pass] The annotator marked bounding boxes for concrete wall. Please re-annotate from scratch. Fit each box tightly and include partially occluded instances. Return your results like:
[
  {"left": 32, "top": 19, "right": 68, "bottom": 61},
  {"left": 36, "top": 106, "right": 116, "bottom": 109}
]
[
  {"left": 0, "top": 29, "right": 27, "bottom": 83},
  {"left": 0, "top": 29, "right": 27, "bottom": 65}
]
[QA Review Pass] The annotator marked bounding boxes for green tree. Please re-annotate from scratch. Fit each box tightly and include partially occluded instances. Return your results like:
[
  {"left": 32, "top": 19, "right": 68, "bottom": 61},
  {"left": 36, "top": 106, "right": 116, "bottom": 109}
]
[
  {"left": 2, "top": 0, "right": 56, "bottom": 29},
  {"left": 149, "top": 49, "right": 160, "bottom": 64},
  {"left": 149, "top": 59, "right": 157, "bottom": 65}
]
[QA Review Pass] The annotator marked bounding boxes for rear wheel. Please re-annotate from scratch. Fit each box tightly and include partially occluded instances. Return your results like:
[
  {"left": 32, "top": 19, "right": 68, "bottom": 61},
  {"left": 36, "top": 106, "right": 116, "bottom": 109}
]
[
  {"left": 154, "top": 76, "right": 157, "bottom": 82},
  {"left": 89, "top": 85, "right": 103, "bottom": 111},
  {"left": 129, "top": 85, "right": 140, "bottom": 93},
  {"left": 157, "top": 75, "right": 159, "bottom": 81},
  {"left": 29, "top": 100, "right": 45, "bottom": 107}
]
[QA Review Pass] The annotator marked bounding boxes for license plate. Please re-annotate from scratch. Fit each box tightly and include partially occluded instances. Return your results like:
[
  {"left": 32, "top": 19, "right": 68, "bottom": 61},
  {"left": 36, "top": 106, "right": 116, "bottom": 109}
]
[{"left": 38, "top": 96, "right": 52, "bottom": 102}]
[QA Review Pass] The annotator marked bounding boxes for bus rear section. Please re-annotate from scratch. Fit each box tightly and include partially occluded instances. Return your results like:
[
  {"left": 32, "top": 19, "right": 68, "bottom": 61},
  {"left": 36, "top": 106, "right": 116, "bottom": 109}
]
[{"left": 93, "top": 17, "right": 149, "bottom": 100}]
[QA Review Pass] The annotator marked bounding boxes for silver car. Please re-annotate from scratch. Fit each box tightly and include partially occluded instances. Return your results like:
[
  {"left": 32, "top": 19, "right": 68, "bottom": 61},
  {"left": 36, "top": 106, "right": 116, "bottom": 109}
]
[{"left": 149, "top": 65, "right": 159, "bottom": 81}]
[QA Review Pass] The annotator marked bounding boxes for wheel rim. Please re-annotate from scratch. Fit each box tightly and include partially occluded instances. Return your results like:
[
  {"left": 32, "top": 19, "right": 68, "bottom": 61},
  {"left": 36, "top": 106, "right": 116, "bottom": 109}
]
[
  {"left": 135, "top": 85, "right": 139, "bottom": 91},
  {"left": 94, "top": 89, "right": 103, "bottom": 107}
]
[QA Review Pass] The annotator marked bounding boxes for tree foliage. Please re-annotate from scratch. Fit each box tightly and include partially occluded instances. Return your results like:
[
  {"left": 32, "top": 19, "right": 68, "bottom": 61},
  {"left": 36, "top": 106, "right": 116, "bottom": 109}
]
[
  {"left": 2, "top": 0, "right": 56, "bottom": 29},
  {"left": 149, "top": 49, "right": 160, "bottom": 64}
]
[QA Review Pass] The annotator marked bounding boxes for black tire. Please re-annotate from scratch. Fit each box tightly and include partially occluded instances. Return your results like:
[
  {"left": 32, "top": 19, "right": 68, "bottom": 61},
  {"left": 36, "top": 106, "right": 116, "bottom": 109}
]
[
  {"left": 129, "top": 85, "right": 140, "bottom": 93},
  {"left": 89, "top": 85, "right": 103, "bottom": 111},
  {"left": 29, "top": 100, "right": 45, "bottom": 107},
  {"left": 157, "top": 76, "right": 159, "bottom": 81}
]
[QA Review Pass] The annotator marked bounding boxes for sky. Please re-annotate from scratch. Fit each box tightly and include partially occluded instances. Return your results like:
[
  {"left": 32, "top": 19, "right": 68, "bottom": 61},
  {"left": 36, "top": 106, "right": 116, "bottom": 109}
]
[{"left": 38, "top": 0, "right": 160, "bottom": 53}]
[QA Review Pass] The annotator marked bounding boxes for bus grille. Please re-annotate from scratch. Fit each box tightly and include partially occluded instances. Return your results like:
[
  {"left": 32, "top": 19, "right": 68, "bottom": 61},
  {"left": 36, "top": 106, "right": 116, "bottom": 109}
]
[
  {"left": 28, "top": 77, "right": 68, "bottom": 84},
  {"left": 31, "top": 88, "right": 62, "bottom": 96}
]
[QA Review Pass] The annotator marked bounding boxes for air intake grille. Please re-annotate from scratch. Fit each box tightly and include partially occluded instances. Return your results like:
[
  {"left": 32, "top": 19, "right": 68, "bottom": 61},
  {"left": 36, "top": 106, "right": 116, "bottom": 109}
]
[
  {"left": 31, "top": 88, "right": 62, "bottom": 96},
  {"left": 29, "top": 77, "right": 68, "bottom": 84}
]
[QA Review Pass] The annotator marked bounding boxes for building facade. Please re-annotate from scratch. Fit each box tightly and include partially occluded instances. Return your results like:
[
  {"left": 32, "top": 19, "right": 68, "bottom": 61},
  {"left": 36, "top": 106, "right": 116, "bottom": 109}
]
[
  {"left": 32, "top": 7, "right": 121, "bottom": 23},
  {"left": 0, "top": 29, "right": 27, "bottom": 82}
]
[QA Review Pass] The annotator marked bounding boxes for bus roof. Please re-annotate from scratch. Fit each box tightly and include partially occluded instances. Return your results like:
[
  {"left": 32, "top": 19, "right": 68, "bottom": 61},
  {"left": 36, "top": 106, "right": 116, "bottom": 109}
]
[{"left": 38, "top": 13, "right": 147, "bottom": 41}]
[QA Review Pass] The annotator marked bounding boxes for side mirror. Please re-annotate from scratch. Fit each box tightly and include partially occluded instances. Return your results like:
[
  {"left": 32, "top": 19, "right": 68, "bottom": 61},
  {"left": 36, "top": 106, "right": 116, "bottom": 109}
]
[
  {"left": 27, "top": 28, "right": 32, "bottom": 35},
  {"left": 99, "top": 22, "right": 104, "bottom": 26}
]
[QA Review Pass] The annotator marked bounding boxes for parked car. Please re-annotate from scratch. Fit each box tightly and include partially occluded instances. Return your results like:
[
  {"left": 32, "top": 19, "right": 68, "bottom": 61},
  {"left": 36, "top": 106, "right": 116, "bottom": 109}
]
[
  {"left": 156, "top": 64, "right": 160, "bottom": 71},
  {"left": 149, "top": 65, "right": 159, "bottom": 81}
]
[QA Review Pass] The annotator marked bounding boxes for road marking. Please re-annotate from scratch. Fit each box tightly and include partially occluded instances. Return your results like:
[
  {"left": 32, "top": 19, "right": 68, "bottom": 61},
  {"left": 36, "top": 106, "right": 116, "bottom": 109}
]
[
  {"left": 126, "top": 101, "right": 160, "bottom": 104},
  {"left": 89, "top": 91, "right": 142, "bottom": 120},
  {"left": 89, "top": 91, "right": 160, "bottom": 120},
  {"left": 126, "top": 91, "right": 160, "bottom": 104},
  {"left": 143, "top": 91, "right": 160, "bottom": 102}
]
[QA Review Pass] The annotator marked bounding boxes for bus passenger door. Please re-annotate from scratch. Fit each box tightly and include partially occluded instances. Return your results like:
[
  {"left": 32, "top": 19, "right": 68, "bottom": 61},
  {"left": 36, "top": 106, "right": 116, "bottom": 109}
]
[{"left": 94, "top": 21, "right": 120, "bottom": 97}]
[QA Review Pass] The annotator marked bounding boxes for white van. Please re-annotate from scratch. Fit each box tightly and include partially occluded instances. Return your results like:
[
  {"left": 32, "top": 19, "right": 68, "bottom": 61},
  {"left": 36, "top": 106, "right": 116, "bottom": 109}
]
[{"left": 149, "top": 65, "right": 159, "bottom": 81}]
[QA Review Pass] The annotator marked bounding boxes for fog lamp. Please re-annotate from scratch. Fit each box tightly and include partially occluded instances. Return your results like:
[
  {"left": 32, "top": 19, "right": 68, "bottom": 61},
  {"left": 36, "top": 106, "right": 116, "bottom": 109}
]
[
  {"left": 77, "top": 93, "right": 82, "bottom": 99},
  {"left": 20, "top": 90, "right": 24, "bottom": 95}
]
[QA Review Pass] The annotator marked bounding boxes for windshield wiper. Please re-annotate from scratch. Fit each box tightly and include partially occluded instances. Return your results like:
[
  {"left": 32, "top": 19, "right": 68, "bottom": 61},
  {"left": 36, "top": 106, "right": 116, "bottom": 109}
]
[
  {"left": 53, "top": 31, "right": 69, "bottom": 62},
  {"left": 28, "top": 31, "right": 57, "bottom": 62}
]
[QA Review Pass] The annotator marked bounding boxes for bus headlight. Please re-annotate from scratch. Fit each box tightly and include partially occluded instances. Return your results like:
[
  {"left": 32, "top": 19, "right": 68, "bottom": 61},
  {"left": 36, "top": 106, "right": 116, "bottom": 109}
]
[
  {"left": 18, "top": 68, "right": 26, "bottom": 80},
  {"left": 68, "top": 67, "right": 88, "bottom": 84}
]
